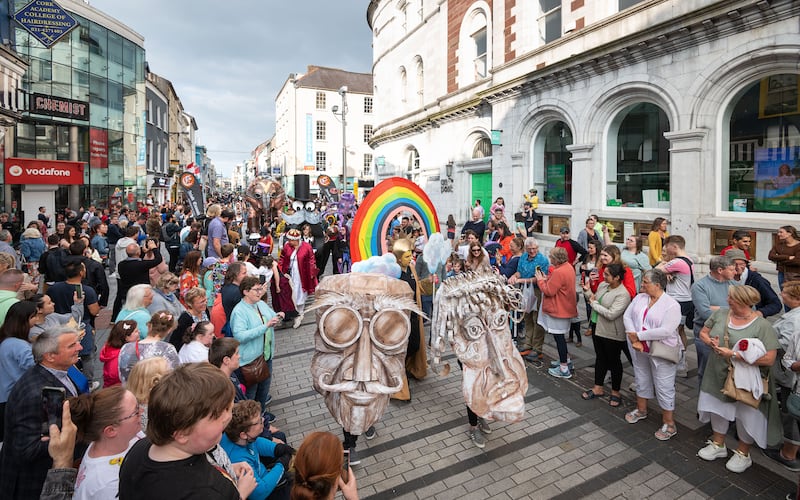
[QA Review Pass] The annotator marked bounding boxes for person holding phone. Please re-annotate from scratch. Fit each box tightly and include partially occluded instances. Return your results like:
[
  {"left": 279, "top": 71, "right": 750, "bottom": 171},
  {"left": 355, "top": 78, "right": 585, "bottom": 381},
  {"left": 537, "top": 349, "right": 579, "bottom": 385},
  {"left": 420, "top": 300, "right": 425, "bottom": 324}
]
[
  {"left": 0, "top": 326, "right": 86, "bottom": 499},
  {"left": 291, "top": 431, "right": 358, "bottom": 500}
]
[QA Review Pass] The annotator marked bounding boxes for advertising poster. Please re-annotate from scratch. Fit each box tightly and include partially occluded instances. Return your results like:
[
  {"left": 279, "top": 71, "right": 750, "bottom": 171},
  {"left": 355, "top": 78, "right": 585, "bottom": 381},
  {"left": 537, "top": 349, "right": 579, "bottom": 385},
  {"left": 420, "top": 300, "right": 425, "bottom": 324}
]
[
  {"left": 89, "top": 128, "right": 108, "bottom": 168},
  {"left": 546, "top": 164, "right": 566, "bottom": 203},
  {"left": 753, "top": 147, "right": 800, "bottom": 213}
]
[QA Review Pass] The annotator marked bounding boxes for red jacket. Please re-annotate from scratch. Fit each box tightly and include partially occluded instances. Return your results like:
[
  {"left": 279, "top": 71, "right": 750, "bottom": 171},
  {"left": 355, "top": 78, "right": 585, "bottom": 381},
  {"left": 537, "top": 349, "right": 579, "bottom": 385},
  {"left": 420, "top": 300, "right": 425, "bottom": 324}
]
[
  {"left": 99, "top": 344, "right": 122, "bottom": 387},
  {"left": 591, "top": 265, "right": 637, "bottom": 298},
  {"left": 538, "top": 262, "right": 578, "bottom": 319},
  {"left": 279, "top": 241, "right": 319, "bottom": 294}
]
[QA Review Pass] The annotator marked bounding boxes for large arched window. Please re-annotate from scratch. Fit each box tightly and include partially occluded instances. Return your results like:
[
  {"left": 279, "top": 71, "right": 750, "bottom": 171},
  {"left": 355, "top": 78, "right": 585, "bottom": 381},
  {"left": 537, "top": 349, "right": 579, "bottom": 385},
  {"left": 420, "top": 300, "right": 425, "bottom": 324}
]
[
  {"left": 726, "top": 73, "right": 800, "bottom": 214},
  {"left": 531, "top": 121, "right": 573, "bottom": 204},
  {"left": 457, "top": 4, "right": 491, "bottom": 87},
  {"left": 406, "top": 147, "right": 420, "bottom": 182},
  {"left": 473, "top": 136, "right": 492, "bottom": 158},
  {"left": 607, "top": 103, "right": 670, "bottom": 207}
]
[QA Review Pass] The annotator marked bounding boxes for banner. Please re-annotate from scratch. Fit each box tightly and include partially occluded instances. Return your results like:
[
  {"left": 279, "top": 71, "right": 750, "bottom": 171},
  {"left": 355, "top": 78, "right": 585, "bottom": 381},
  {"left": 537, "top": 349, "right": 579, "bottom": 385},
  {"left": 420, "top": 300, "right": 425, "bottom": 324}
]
[
  {"left": 4, "top": 157, "right": 83, "bottom": 184},
  {"left": 179, "top": 172, "right": 204, "bottom": 217},
  {"left": 89, "top": 128, "right": 108, "bottom": 168},
  {"left": 317, "top": 174, "right": 340, "bottom": 203}
]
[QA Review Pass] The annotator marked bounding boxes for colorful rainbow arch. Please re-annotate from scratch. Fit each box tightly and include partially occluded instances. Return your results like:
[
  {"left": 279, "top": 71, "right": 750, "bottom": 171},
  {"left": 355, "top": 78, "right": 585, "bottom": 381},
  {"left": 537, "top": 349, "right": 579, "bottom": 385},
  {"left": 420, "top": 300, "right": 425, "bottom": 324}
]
[{"left": 350, "top": 177, "right": 440, "bottom": 262}]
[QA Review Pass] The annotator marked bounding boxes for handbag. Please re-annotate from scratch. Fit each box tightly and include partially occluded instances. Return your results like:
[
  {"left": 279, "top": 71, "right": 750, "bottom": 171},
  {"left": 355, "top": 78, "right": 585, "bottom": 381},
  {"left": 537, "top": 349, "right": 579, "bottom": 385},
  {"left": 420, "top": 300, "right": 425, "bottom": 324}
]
[
  {"left": 240, "top": 355, "right": 270, "bottom": 386},
  {"left": 719, "top": 320, "right": 768, "bottom": 409},
  {"left": 649, "top": 340, "right": 680, "bottom": 364},
  {"left": 520, "top": 283, "right": 538, "bottom": 313}
]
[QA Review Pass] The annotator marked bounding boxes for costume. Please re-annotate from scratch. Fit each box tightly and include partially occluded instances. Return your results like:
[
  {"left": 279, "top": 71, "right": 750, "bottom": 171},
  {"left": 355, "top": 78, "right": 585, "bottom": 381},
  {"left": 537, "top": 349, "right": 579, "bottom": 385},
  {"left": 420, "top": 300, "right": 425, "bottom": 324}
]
[
  {"left": 697, "top": 309, "right": 781, "bottom": 448},
  {"left": 279, "top": 237, "right": 318, "bottom": 316},
  {"left": 118, "top": 439, "right": 239, "bottom": 500},
  {"left": 431, "top": 270, "right": 528, "bottom": 421},
  {"left": 311, "top": 272, "right": 419, "bottom": 434}
]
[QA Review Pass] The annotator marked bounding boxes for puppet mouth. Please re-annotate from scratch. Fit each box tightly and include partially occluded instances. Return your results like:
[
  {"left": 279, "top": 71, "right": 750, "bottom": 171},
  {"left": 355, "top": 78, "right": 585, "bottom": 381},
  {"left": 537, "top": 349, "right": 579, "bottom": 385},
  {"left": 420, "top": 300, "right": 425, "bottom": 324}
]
[{"left": 317, "top": 375, "right": 403, "bottom": 397}]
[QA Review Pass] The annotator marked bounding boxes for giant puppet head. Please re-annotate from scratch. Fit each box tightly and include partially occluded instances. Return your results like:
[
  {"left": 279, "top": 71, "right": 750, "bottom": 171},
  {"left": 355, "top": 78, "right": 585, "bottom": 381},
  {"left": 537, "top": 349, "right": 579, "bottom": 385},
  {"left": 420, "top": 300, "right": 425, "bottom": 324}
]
[
  {"left": 244, "top": 176, "right": 285, "bottom": 232},
  {"left": 311, "top": 272, "right": 420, "bottom": 434},
  {"left": 431, "top": 270, "right": 528, "bottom": 422}
]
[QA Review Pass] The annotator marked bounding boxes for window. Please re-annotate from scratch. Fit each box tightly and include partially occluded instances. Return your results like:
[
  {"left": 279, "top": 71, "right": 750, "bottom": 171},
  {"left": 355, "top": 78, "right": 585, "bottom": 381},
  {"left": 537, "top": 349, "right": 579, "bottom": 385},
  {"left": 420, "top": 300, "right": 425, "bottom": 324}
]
[
  {"left": 363, "top": 153, "right": 373, "bottom": 177},
  {"left": 406, "top": 147, "right": 420, "bottom": 180},
  {"left": 316, "top": 120, "right": 326, "bottom": 141},
  {"left": 473, "top": 137, "right": 492, "bottom": 158},
  {"left": 538, "top": 0, "right": 562, "bottom": 45},
  {"left": 364, "top": 96, "right": 373, "bottom": 114},
  {"left": 607, "top": 103, "right": 670, "bottom": 207},
  {"left": 400, "top": 67, "right": 407, "bottom": 102},
  {"left": 473, "top": 28, "right": 487, "bottom": 79},
  {"left": 725, "top": 74, "right": 800, "bottom": 214},
  {"left": 316, "top": 151, "right": 326, "bottom": 171},
  {"left": 364, "top": 125, "right": 374, "bottom": 143},
  {"left": 415, "top": 57, "right": 424, "bottom": 107},
  {"left": 315, "top": 92, "right": 326, "bottom": 110},
  {"left": 619, "top": 0, "right": 646, "bottom": 10},
  {"left": 531, "top": 121, "right": 573, "bottom": 204}
]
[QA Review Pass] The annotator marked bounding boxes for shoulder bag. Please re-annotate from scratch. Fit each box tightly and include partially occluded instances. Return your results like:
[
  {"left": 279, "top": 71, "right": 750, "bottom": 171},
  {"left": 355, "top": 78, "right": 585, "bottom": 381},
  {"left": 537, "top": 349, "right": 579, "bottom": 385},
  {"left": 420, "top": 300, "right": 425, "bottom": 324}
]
[
  {"left": 649, "top": 339, "right": 680, "bottom": 364},
  {"left": 720, "top": 317, "right": 769, "bottom": 409},
  {"left": 239, "top": 304, "right": 271, "bottom": 386}
]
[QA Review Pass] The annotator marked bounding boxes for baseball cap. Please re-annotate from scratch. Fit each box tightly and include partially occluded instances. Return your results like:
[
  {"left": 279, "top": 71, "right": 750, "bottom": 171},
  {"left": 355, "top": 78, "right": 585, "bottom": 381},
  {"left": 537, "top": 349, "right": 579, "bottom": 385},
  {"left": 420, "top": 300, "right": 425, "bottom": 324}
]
[{"left": 560, "top": 227, "right": 570, "bottom": 234}]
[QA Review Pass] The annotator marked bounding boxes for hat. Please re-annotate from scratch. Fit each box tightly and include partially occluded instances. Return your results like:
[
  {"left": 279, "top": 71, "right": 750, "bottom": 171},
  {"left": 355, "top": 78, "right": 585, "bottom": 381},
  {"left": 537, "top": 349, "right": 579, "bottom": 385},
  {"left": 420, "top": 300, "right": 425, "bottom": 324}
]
[
  {"left": 726, "top": 249, "right": 748, "bottom": 262},
  {"left": 202, "top": 257, "right": 218, "bottom": 268},
  {"left": 221, "top": 209, "right": 235, "bottom": 219},
  {"left": 285, "top": 228, "right": 301, "bottom": 241},
  {"left": 560, "top": 227, "right": 570, "bottom": 233}
]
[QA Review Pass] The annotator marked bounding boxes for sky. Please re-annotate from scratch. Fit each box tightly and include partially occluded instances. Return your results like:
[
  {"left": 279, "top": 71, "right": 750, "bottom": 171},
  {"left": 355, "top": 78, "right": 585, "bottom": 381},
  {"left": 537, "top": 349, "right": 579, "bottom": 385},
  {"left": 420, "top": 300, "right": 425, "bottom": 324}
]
[{"left": 88, "top": 0, "right": 374, "bottom": 178}]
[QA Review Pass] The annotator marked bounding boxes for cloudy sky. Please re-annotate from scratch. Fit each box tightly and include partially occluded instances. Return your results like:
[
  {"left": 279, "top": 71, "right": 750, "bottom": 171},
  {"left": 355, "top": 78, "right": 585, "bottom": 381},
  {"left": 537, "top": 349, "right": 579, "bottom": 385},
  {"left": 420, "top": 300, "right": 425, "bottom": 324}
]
[{"left": 89, "top": 0, "right": 374, "bottom": 177}]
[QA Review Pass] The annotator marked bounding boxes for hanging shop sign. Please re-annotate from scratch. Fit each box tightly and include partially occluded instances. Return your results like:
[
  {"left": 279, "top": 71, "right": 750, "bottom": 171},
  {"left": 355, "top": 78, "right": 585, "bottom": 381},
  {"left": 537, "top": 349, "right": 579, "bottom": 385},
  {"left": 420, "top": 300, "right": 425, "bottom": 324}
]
[
  {"left": 32, "top": 93, "right": 89, "bottom": 121},
  {"left": 14, "top": 0, "right": 79, "bottom": 49},
  {"left": 4, "top": 157, "right": 84, "bottom": 185},
  {"left": 152, "top": 177, "right": 170, "bottom": 188}
]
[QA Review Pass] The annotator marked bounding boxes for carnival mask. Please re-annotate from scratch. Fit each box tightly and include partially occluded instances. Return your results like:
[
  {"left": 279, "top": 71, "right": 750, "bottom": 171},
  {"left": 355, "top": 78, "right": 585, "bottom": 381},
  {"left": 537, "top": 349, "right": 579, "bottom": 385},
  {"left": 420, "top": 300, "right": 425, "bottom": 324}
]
[
  {"left": 311, "top": 273, "right": 419, "bottom": 434},
  {"left": 431, "top": 271, "right": 528, "bottom": 422}
]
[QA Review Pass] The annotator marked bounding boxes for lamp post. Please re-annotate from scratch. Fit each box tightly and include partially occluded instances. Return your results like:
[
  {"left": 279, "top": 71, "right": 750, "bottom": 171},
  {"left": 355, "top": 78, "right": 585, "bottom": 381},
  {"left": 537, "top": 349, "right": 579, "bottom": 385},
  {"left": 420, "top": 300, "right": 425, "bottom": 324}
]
[{"left": 331, "top": 85, "right": 348, "bottom": 194}]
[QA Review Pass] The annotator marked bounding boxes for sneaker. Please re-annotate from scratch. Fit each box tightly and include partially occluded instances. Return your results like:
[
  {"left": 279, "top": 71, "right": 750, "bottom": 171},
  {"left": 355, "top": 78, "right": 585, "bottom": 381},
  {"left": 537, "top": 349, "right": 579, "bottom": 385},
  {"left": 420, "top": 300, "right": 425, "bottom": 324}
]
[
  {"left": 725, "top": 450, "right": 752, "bottom": 473},
  {"left": 364, "top": 426, "right": 376, "bottom": 440},
  {"left": 293, "top": 314, "right": 304, "bottom": 329},
  {"left": 549, "top": 359, "right": 574, "bottom": 371},
  {"left": 548, "top": 366, "right": 572, "bottom": 379},
  {"left": 348, "top": 447, "right": 361, "bottom": 465},
  {"left": 697, "top": 440, "right": 728, "bottom": 461},
  {"left": 469, "top": 428, "right": 486, "bottom": 449},
  {"left": 763, "top": 448, "right": 800, "bottom": 472},
  {"left": 624, "top": 409, "right": 648, "bottom": 424},
  {"left": 477, "top": 417, "right": 492, "bottom": 435},
  {"left": 654, "top": 423, "right": 677, "bottom": 441}
]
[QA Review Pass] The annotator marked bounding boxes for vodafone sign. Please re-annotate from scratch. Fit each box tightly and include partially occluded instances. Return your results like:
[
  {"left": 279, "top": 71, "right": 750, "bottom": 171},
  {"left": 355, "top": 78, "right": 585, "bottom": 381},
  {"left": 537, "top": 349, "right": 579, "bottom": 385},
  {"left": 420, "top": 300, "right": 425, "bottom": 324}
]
[{"left": 4, "top": 158, "right": 84, "bottom": 185}]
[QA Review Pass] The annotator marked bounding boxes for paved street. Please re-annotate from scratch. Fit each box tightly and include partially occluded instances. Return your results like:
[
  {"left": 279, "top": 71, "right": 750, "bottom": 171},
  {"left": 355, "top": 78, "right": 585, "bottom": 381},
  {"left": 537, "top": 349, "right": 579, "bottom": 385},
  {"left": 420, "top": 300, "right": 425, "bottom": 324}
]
[{"left": 268, "top": 314, "right": 796, "bottom": 500}]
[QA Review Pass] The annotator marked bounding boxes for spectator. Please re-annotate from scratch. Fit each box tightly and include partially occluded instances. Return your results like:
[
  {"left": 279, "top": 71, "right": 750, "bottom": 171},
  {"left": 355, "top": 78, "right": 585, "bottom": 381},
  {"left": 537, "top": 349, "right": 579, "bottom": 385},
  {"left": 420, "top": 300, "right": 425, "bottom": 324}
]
[
  {"left": 728, "top": 249, "right": 782, "bottom": 318},
  {"left": 721, "top": 230, "right": 753, "bottom": 260},
  {"left": 126, "top": 356, "right": 171, "bottom": 433},
  {"left": 114, "top": 239, "right": 162, "bottom": 319},
  {"left": 118, "top": 363, "right": 256, "bottom": 500},
  {"left": 215, "top": 262, "right": 247, "bottom": 337},
  {"left": 90, "top": 222, "right": 109, "bottom": 263},
  {"left": 537, "top": 246, "right": 578, "bottom": 379},
  {"left": 178, "top": 320, "right": 214, "bottom": 364},
  {"left": 112, "top": 225, "right": 139, "bottom": 278},
  {"left": 291, "top": 431, "right": 358, "bottom": 500},
  {"left": 28, "top": 293, "right": 83, "bottom": 342},
  {"left": 508, "top": 237, "right": 549, "bottom": 364},
  {"left": 117, "top": 310, "right": 179, "bottom": 384},
  {"left": 116, "top": 284, "right": 154, "bottom": 339},
  {"left": 0, "top": 268, "right": 24, "bottom": 325},
  {"left": 38, "top": 206, "right": 51, "bottom": 228},
  {"left": 647, "top": 217, "right": 669, "bottom": 266},
  {"left": 66, "top": 239, "right": 109, "bottom": 309},
  {"left": 179, "top": 250, "right": 203, "bottom": 308},
  {"left": 460, "top": 208, "right": 486, "bottom": 244},
  {"left": 99, "top": 320, "right": 138, "bottom": 388},
  {"left": 148, "top": 272, "right": 184, "bottom": 319},
  {"left": 0, "top": 326, "right": 85, "bottom": 499},
  {"left": 39, "top": 233, "right": 67, "bottom": 291},
  {"left": 621, "top": 235, "right": 652, "bottom": 291},
  {"left": 555, "top": 227, "right": 587, "bottom": 265},
  {"left": 170, "top": 287, "right": 209, "bottom": 353},
  {"left": 0, "top": 229, "right": 17, "bottom": 268},
  {"left": 769, "top": 225, "right": 800, "bottom": 294},
  {"left": 691, "top": 255, "right": 736, "bottom": 385},
  {"left": 160, "top": 214, "right": 182, "bottom": 273},
  {"left": 207, "top": 205, "right": 233, "bottom": 260},
  {"left": 20, "top": 226, "right": 45, "bottom": 274},
  {"left": 0, "top": 301, "right": 38, "bottom": 441}
]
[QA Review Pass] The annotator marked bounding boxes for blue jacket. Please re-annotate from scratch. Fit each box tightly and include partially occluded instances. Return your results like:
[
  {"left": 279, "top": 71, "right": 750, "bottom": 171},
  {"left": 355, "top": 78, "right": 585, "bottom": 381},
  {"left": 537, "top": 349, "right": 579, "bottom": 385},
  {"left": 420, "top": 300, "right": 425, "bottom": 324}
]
[
  {"left": 220, "top": 435, "right": 283, "bottom": 500},
  {"left": 230, "top": 300, "right": 276, "bottom": 365},
  {"left": 744, "top": 270, "right": 782, "bottom": 318},
  {"left": 20, "top": 236, "right": 45, "bottom": 262},
  {"left": 91, "top": 234, "right": 109, "bottom": 257}
]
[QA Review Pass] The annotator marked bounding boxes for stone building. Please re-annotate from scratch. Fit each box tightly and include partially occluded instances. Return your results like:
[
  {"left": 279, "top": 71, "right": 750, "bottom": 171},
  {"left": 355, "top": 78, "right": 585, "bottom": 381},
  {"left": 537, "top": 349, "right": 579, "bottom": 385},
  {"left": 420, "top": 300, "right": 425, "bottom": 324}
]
[{"left": 367, "top": 0, "right": 800, "bottom": 268}]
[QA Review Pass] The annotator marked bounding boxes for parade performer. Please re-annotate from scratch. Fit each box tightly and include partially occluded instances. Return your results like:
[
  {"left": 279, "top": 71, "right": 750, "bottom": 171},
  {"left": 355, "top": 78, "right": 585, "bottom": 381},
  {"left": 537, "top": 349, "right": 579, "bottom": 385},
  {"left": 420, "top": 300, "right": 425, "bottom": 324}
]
[
  {"left": 310, "top": 265, "right": 420, "bottom": 462},
  {"left": 431, "top": 270, "right": 528, "bottom": 447},
  {"left": 279, "top": 228, "right": 318, "bottom": 328}
]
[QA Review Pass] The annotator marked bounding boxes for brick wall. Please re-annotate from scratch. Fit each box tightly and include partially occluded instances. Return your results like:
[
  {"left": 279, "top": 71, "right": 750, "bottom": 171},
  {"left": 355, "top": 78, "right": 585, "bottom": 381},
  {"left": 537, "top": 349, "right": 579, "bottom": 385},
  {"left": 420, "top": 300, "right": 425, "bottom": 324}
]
[
  {"left": 504, "top": 0, "right": 516, "bottom": 63},
  {"left": 447, "top": 0, "right": 493, "bottom": 93}
]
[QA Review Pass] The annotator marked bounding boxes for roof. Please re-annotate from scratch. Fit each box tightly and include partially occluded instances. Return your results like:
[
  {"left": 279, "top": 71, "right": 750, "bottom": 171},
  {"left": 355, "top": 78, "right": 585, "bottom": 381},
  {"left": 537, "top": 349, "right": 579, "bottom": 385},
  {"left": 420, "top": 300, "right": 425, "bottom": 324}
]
[{"left": 295, "top": 65, "right": 373, "bottom": 94}]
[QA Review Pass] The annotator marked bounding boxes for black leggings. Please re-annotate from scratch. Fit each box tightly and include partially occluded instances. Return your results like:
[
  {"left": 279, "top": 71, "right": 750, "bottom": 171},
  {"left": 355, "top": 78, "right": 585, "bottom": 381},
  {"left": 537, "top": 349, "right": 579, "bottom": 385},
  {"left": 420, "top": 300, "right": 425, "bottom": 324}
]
[
  {"left": 457, "top": 360, "right": 479, "bottom": 426},
  {"left": 592, "top": 335, "right": 626, "bottom": 391}
]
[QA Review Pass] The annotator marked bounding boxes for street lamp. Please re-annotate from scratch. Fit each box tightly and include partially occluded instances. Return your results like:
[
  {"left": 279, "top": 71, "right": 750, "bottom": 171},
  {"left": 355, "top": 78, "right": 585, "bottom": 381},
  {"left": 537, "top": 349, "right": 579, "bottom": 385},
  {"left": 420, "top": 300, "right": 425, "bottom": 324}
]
[{"left": 331, "top": 85, "right": 348, "bottom": 194}]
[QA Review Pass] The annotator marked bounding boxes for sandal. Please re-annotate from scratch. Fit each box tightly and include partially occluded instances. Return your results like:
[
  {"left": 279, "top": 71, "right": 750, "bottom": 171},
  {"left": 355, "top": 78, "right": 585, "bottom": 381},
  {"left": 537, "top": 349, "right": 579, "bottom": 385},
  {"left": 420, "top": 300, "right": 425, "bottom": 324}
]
[
  {"left": 625, "top": 408, "right": 648, "bottom": 424},
  {"left": 609, "top": 395, "right": 622, "bottom": 407},
  {"left": 654, "top": 423, "right": 677, "bottom": 441},
  {"left": 581, "top": 390, "right": 603, "bottom": 400}
]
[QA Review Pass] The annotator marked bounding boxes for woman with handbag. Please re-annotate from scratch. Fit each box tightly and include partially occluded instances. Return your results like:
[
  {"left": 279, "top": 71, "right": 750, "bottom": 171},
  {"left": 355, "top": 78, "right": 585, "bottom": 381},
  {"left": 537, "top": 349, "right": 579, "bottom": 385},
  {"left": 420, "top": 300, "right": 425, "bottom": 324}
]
[
  {"left": 231, "top": 276, "right": 284, "bottom": 420},
  {"left": 622, "top": 269, "right": 682, "bottom": 441},
  {"left": 766, "top": 280, "right": 800, "bottom": 471},
  {"left": 696, "top": 284, "right": 781, "bottom": 473}
]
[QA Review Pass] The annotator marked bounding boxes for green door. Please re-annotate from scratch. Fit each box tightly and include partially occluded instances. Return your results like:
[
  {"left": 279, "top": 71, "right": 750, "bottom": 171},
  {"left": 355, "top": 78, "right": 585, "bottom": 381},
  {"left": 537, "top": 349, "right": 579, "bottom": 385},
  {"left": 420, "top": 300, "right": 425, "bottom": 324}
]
[{"left": 471, "top": 172, "right": 493, "bottom": 222}]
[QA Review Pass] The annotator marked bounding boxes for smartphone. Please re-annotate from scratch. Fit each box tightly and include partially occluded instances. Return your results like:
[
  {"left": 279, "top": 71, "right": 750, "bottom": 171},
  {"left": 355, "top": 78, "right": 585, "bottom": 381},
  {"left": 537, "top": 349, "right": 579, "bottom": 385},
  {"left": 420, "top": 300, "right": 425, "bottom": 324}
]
[
  {"left": 41, "top": 386, "right": 66, "bottom": 434},
  {"left": 535, "top": 266, "right": 542, "bottom": 274},
  {"left": 341, "top": 449, "right": 350, "bottom": 482},
  {"left": 74, "top": 284, "right": 83, "bottom": 299},
  {"left": 259, "top": 274, "right": 267, "bottom": 285}
]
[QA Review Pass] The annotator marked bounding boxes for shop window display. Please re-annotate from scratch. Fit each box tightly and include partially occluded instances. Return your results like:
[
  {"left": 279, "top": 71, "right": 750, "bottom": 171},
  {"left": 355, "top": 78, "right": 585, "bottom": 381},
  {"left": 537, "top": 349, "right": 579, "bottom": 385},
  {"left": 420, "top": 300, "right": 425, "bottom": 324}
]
[{"left": 532, "top": 121, "right": 573, "bottom": 205}]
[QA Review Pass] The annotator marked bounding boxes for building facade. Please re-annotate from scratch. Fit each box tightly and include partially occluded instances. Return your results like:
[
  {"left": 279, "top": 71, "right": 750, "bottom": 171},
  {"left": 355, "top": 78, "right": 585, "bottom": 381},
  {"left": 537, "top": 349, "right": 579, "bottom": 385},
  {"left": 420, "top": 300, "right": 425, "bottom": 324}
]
[
  {"left": 367, "top": 0, "right": 800, "bottom": 269},
  {"left": 3, "top": 0, "right": 147, "bottom": 220},
  {"left": 145, "top": 69, "right": 169, "bottom": 205},
  {"left": 273, "top": 65, "right": 375, "bottom": 196}
]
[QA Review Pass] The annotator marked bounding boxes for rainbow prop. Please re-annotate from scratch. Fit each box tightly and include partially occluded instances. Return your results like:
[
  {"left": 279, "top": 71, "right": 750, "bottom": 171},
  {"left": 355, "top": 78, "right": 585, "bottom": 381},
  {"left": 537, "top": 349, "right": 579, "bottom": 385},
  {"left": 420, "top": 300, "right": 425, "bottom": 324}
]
[{"left": 350, "top": 177, "right": 439, "bottom": 262}]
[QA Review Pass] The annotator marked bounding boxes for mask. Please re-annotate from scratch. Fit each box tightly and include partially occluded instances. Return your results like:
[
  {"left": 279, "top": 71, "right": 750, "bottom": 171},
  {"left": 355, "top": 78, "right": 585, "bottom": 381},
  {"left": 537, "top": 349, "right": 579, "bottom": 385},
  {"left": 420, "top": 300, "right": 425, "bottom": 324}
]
[
  {"left": 431, "top": 271, "right": 528, "bottom": 422},
  {"left": 311, "top": 273, "right": 420, "bottom": 434}
]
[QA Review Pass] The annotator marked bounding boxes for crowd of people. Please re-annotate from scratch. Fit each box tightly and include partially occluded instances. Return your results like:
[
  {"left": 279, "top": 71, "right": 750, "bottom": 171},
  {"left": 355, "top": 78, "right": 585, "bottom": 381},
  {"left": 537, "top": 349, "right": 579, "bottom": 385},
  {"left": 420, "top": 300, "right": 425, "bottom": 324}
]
[{"left": 0, "top": 191, "right": 798, "bottom": 498}]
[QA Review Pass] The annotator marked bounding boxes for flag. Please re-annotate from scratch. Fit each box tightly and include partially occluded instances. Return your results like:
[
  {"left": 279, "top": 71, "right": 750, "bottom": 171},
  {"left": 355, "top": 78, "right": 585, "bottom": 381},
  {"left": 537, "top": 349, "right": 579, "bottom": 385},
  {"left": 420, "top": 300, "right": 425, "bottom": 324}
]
[{"left": 186, "top": 162, "right": 200, "bottom": 176}]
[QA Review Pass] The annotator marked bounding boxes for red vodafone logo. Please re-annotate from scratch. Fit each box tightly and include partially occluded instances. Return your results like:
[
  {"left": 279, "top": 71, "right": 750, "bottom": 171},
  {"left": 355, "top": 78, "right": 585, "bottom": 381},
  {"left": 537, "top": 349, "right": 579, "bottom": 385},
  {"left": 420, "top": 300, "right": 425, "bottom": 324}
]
[{"left": 4, "top": 158, "right": 84, "bottom": 185}]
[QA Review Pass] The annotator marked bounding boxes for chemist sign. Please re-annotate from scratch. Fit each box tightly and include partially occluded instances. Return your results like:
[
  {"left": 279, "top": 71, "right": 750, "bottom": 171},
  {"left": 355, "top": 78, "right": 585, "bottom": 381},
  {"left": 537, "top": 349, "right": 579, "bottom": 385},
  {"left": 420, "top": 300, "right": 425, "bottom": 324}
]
[{"left": 15, "top": 0, "right": 78, "bottom": 49}]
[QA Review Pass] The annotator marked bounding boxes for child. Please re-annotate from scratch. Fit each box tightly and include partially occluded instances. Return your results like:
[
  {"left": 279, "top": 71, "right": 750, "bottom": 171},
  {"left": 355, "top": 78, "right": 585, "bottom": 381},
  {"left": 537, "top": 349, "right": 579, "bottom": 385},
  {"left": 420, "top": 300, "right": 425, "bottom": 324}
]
[
  {"left": 99, "top": 320, "right": 139, "bottom": 387},
  {"left": 446, "top": 215, "right": 456, "bottom": 248},
  {"left": 118, "top": 363, "right": 256, "bottom": 500},
  {"left": 178, "top": 320, "right": 215, "bottom": 364},
  {"left": 445, "top": 254, "right": 465, "bottom": 279}
]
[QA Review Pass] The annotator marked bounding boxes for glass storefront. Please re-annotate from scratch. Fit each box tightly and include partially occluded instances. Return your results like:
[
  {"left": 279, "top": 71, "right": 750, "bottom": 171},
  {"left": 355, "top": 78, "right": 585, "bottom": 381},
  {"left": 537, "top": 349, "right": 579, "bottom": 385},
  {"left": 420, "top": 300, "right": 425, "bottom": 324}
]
[
  {"left": 532, "top": 121, "right": 573, "bottom": 204},
  {"left": 9, "top": 0, "right": 145, "bottom": 209},
  {"left": 726, "top": 73, "right": 800, "bottom": 214}
]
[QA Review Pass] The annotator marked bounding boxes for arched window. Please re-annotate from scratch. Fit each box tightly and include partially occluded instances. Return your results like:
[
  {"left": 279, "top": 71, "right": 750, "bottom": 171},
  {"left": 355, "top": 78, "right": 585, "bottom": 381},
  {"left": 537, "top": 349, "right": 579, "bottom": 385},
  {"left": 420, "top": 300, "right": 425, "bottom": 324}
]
[
  {"left": 406, "top": 147, "right": 420, "bottom": 182},
  {"left": 458, "top": 5, "right": 491, "bottom": 87},
  {"left": 531, "top": 121, "right": 573, "bottom": 204},
  {"left": 473, "top": 137, "right": 492, "bottom": 158},
  {"left": 415, "top": 56, "right": 424, "bottom": 107},
  {"left": 726, "top": 73, "right": 800, "bottom": 214},
  {"left": 607, "top": 103, "right": 670, "bottom": 207}
]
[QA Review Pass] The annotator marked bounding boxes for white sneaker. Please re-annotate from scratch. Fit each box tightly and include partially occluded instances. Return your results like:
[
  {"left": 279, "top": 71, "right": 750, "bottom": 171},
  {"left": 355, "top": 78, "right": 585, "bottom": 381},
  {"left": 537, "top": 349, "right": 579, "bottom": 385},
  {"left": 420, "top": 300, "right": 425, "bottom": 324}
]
[
  {"left": 725, "top": 450, "right": 752, "bottom": 473},
  {"left": 293, "top": 314, "right": 304, "bottom": 329},
  {"left": 697, "top": 440, "right": 728, "bottom": 461}
]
